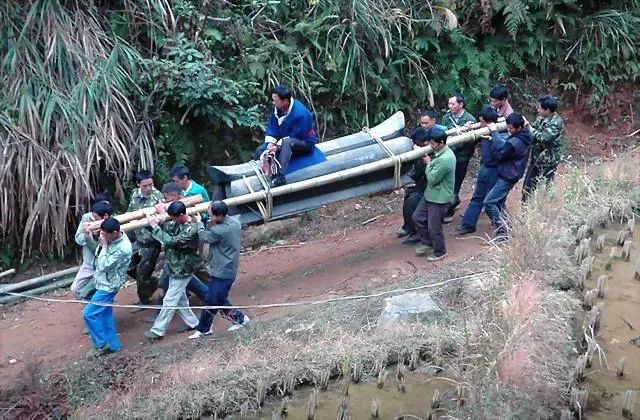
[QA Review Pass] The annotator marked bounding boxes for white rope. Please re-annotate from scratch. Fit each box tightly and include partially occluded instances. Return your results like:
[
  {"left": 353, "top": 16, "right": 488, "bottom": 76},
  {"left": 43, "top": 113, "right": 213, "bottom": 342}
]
[
  {"left": 248, "top": 160, "right": 273, "bottom": 221},
  {"left": 0, "top": 271, "right": 488, "bottom": 310},
  {"left": 362, "top": 127, "right": 403, "bottom": 189}
]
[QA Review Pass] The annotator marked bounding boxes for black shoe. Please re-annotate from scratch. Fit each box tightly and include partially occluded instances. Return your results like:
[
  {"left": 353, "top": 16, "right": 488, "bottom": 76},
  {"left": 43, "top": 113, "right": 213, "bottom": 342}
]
[
  {"left": 443, "top": 207, "right": 456, "bottom": 224},
  {"left": 455, "top": 225, "right": 476, "bottom": 236},
  {"left": 402, "top": 234, "right": 420, "bottom": 244},
  {"left": 270, "top": 174, "right": 286, "bottom": 187}
]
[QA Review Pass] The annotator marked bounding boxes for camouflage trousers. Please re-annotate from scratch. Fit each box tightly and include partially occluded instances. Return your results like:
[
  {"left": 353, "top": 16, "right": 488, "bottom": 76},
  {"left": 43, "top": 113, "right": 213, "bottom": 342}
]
[{"left": 135, "top": 245, "right": 161, "bottom": 303}]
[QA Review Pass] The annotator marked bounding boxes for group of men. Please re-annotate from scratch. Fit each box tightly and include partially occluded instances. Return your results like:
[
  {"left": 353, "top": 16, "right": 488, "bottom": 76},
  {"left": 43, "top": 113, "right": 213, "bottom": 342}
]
[
  {"left": 72, "top": 165, "right": 248, "bottom": 355},
  {"left": 70, "top": 84, "right": 565, "bottom": 354},
  {"left": 395, "top": 86, "right": 565, "bottom": 259}
]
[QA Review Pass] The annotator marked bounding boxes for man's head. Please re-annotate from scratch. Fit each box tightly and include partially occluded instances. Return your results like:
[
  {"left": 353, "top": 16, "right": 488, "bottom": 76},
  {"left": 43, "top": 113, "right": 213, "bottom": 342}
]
[
  {"left": 169, "top": 164, "right": 190, "bottom": 190},
  {"left": 447, "top": 94, "right": 465, "bottom": 115},
  {"left": 506, "top": 113, "right": 526, "bottom": 136},
  {"left": 271, "top": 85, "right": 292, "bottom": 112},
  {"left": 478, "top": 106, "right": 499, "bottom": 126},
  {"left": 91, "top": 201, "right": 113, "bottom": 221},
  {"left": 427, "top": 128, "right": 448, "bottom": 152},
  {"left": 419, "top": 110, "right": 438, "bottom": 130},
  {"left": 135, "top": 170, "right": 155, "bottom": 196},
  {"left": 162, "top": 183, "right": 184, "bottom": 203},
  {"left": 410, "top": 127, "right": 430, "bottom": 147},
  {"left": 489, "top": 85, "right": 509, "bottom": 109},
  {"left": 92, "top": 192, "right": 111, "bottom": 206},
  {"left": 537, "top": 94, "right": 558, "bottom": 117},
  {"left": 208, "top": 200, "right": 228, "bottom": 223},
  {"left": 167, "top": 201, "right": 189, "bottom": 224},
  {"left": 100, "top": 217, "right": 121, "bottom": 243}
]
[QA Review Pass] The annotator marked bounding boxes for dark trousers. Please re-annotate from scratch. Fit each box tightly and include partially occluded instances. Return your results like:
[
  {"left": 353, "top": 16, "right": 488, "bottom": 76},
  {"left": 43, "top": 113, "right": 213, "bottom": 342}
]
[
  {"left": 254, "top": 138, "right": 313, "bottom": 175},
  {"left": 447, "top": 158, "right": 471, "bottom": 216},
  {"left": 483, "top": 178, "right": 516, "bottom": 236},
  {"left": 196, "top": 276, "right": 245, "bottom": 333},
  {"left": 158, "top": 265, "right": 209, "bottom": 302},
  {"left": 461, "top": 165, "right": 498, "bottom": 228},
  {"left": 522, "top": 163, "right": 556, "bottom": 202},
  {"left": 401, "top": 187, "right": 423, "bottom": 233},
  {"left": 412, "top": 198, "right": 449, "bottom": 257},
  {"left": 135, "top": 245, "right": 160, "bottom": 303}
]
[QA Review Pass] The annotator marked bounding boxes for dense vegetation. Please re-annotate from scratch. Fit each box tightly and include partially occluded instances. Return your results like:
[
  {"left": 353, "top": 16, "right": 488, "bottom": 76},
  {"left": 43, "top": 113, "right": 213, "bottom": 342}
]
[{"left": 1, "top": 0, "right": 639, "bottom": 261}]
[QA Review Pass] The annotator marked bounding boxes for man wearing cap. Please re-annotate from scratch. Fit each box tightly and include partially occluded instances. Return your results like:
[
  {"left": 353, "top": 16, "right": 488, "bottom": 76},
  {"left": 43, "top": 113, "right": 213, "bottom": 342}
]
[
  {"left": 127, "top": 170, "right": 165, "bottom": 310},
  {"left": 144, "top": 201, "right": 200, "bottom": 340},
  {"left": 82, "top": 217, "right": 132, "bottom": 355},
  {"left": 71, "top": 197, "right": 112, "bottom": 300},
  {"left": 412, "top": 128, "right": 456, "bottom": 261},
  {"left": 394, "top": 127, "right": 431, "bottom": 244},
  {"left": 189, "top": 201, "right": 249, "bottom": 339}
]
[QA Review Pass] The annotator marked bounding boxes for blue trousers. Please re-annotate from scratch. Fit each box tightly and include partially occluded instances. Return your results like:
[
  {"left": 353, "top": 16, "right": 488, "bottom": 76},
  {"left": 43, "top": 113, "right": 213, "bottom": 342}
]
[
  {"left": 83, "top": 290, "right": 121, "bottom": 351},
  {"left": 461, "top": 166, "right": 498, "bottom": 228},
  {"left": 196, "top": 276, "right": 244, "bottom": 333},
  {"left": 483, "top": 178, "right": 516, "bottom": 236}
]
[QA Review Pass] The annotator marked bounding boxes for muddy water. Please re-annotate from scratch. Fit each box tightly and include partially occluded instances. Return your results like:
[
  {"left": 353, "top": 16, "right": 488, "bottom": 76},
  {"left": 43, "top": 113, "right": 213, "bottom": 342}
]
[
  {"left": 582, "top": 225, "right": 640, "bottom": 419},
  {"left": 252, "top": 369, "right": 452, "bottom": 420}
]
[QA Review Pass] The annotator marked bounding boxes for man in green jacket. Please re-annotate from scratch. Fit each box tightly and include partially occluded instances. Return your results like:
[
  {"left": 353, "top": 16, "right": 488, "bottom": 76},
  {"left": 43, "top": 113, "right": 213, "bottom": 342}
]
[
  {"left": 522, "top": 95, "right": 565, "bottom": 201},
  {"left": 127, "top": 170, "right": 165, "bottom": 310},
  {"left": 441, "top": 94, "right": 476, "bottom": 223},
  {"left": 411, "top": 128, "right": 456, "bottom": 261},
  {"left": 83, "top": 217, "right": 132, "bottom": 354},
  {"left": 144, "top": 201, "right": 201, "bottom": 340}
]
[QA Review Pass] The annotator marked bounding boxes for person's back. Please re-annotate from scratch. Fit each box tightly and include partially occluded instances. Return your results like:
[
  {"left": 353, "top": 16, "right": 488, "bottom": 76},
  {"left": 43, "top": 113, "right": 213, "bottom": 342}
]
[
  {"left": 494, "top": 126, "right": 532, "bottom": 183},
  {"left": 205, "top": 215, "right": 241, "bottom": 279},
  {"left": 159, "top": 220, "right": 200, "bottom": 277}
]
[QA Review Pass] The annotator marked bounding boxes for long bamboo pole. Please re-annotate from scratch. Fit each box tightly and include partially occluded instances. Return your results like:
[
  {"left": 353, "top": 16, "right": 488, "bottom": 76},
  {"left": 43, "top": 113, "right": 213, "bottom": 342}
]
[
  {"left": 0, "top": 278, "right": 75, "bottom": 305},
  {"left": 119, "top": 124, "right": 505, "bottom": 232},
  {"left": 85, "top": 194, "right": 203, "bottom": 231},
  {"left": 0, "top": 269, "right": 16, "bottom": 278},
  {"left": 0, "top": 266, "right": 80, "bottom": 294}
]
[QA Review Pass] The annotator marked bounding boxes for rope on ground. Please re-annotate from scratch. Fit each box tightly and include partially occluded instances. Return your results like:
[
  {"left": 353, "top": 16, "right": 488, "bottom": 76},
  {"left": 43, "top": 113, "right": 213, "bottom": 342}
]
[
  {"left": 248, "top": 160, "right": 273, "bottom": 221},
  {"left": 362, "top": 126, "right": 403, "bottom": 189},
  {"left": 0, "top": 271, "right": 488, "bottom": 310}
]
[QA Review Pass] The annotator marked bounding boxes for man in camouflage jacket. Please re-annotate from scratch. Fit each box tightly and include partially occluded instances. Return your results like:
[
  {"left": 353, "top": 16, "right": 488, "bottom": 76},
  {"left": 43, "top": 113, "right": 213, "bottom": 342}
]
[
  {"left": 127, "top": 170, "right": 165, "bottom": 308},
  {"left": 522, "top": 95, "right": 565, "bottom": 201},
  {"left": 144, "top": 201, "right": 200, "bottom": 340}
]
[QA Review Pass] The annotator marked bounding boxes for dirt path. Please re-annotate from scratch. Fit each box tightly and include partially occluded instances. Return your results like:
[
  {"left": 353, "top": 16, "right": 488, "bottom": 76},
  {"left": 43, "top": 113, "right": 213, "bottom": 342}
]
[{"left": 0, "top": 194, "right": 497, "bottom": 391}]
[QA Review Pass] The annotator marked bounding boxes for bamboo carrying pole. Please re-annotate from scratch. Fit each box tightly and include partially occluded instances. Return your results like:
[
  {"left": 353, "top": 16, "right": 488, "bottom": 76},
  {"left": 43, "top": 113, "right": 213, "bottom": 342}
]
[
  {"left": 119, "top": 123, "right": 506, "bottom": 232},
  {"left": 0, "top": 266, "right": 80, "bottom": 294},
  {"left": 85, "top": 194, "right": 203, "bottom": 231}
]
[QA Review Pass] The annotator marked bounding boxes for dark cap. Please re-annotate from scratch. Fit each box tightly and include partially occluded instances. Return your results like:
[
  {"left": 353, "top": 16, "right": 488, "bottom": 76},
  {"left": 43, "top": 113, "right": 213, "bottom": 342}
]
[
  {"left": 92, "top": 201, "right": 113, "bottom": 217},
  {"left": 167, "top": 201, "right": 187, "bottom": 217},
  {"left": 100, "top": 217, "right": 120, "bottom": 233}
]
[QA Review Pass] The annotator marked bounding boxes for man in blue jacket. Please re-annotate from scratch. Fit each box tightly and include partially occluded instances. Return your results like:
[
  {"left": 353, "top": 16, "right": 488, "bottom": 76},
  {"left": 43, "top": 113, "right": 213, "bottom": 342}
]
[
  {"left": 456, "top": 107, "right": 505, "bottom": 236},
  {"left": 483, "top": 113, "right": 532, "bottom": 241},
  {"left": 254, "top": 85, "right": 317, "bottom": 187}
]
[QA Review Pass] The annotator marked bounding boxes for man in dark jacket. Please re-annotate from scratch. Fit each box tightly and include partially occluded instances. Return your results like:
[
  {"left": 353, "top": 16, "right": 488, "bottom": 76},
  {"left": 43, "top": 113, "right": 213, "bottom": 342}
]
[
  {"left": 483, "top": 113, "right": 532, "bottom": 241},
  {"left": 254, "top": 85, "right": 317, "bottom": 187},
  {"left": 395, "top": 127, "right": 431, "bottom": 244},
  {"left": 456, "top": 107, "right": 506, "bottom": 236}
]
